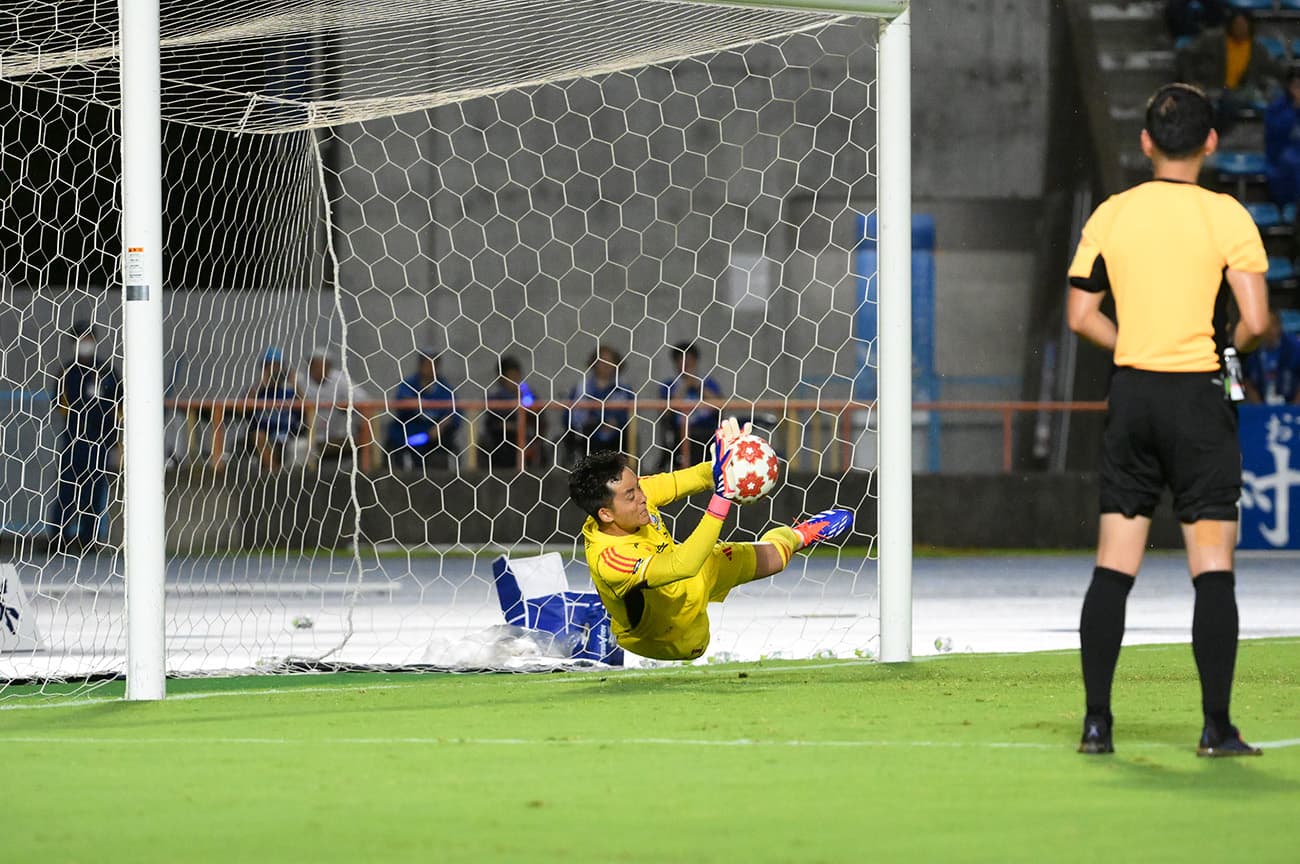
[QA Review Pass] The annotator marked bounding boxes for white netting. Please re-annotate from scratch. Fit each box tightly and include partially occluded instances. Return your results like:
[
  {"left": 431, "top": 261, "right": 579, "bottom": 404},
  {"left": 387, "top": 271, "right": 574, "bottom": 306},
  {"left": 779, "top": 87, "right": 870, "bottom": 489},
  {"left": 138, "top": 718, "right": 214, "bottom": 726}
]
[
  {"left": 5, "top": 0, "right": 847, "bottom": 132},
  {"left": 0, "top": 0, "right": 885, "bottom": 695}
]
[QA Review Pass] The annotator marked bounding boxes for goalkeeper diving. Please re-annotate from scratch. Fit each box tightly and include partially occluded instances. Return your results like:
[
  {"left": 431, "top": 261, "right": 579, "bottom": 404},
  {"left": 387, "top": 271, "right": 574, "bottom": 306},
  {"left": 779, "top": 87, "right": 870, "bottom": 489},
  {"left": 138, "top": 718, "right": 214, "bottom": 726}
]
[{"left": 568, "top": 418, "right": 853, "bottom": 661}]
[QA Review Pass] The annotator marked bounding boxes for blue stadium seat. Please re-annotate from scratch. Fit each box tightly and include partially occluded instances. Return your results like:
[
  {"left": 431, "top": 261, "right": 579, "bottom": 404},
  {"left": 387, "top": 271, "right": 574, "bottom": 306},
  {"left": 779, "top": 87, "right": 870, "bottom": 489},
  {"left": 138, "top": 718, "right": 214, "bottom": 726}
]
[
  {"left": 1284, "top": 202, "right": 1297, "bottom": 224},
  {"left": 1280, "top": 0, "right": 1300, "bottom": 9},
  {"left": 1266, "top": 256, "right": 1295, "bottom": 284},
  {"left": 1291, "top": 37, "right": 1300, "bottom": 59},
  {"left": 1210, "top": 150, "right": 1268, "bottom": 197},
  {"left": 1233, "top": 0, "right": 1276, "bottom": 10},
  {"left": 1210, "top": 151, "right": 1268, "bottom": 175},
  {"left": 1281, "top": 308, "right": 1300, "bottom": 333},
  {"left": 1247, "top": 201, "right": 1283, "bottom": 229},
  {"left": 1259, "top": 35, "right": 1287, "bottom": 62}
]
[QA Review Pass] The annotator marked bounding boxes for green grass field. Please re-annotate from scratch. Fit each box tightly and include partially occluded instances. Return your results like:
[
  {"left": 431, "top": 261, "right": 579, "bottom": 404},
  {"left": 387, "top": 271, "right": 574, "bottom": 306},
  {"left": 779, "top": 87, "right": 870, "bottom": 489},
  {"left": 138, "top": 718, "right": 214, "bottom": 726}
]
[{"left": 4, "top": 639, "right": 1298, "bottom": 863}]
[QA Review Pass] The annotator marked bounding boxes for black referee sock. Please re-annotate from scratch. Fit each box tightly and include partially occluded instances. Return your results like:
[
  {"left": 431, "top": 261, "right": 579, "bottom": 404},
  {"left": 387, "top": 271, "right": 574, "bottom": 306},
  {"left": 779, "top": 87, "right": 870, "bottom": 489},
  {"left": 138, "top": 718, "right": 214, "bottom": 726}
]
[
  {"left": 1080, "top": 566, "right": 1134, "bottom": 719},
  {"left": 1192, "top": 570, "right": 1238, "bottom": 732}
]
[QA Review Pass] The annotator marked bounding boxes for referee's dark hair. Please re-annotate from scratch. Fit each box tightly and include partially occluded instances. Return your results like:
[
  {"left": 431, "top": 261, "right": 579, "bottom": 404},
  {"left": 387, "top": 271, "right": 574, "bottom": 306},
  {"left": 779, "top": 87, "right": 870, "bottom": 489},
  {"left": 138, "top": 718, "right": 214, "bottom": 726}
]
[{"left": 1144, "top": 83, "right": 1213, "bottom": 159}]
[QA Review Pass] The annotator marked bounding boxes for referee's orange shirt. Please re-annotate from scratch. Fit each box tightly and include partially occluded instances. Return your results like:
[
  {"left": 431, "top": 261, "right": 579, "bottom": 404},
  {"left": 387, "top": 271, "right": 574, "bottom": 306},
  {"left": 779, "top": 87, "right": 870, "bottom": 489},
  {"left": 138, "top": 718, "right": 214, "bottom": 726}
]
[{"left": 1068, "top": 179, "right": 1268, "bottom": 373}]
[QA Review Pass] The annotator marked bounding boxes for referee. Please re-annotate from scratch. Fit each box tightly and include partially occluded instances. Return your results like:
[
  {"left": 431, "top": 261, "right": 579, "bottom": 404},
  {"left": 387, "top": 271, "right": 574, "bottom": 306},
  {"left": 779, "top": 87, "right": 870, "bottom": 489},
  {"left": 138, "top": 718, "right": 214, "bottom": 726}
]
[{"left": 1067, "top": 83, "right": 1270, "bottom": 756}]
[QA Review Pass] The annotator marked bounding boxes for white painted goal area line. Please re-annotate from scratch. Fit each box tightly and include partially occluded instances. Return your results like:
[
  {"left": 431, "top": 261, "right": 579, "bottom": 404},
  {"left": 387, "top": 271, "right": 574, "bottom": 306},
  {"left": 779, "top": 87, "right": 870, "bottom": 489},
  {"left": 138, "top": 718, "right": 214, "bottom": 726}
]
[
  {"left": 3, "top": 638, "right": 1297, "bottom": 713},
  {"left": 0, "top": 734, "right": 1296, "bottom": 751},
  {"left": 0, "top": 662, "right": 878, "bottom": 712}
]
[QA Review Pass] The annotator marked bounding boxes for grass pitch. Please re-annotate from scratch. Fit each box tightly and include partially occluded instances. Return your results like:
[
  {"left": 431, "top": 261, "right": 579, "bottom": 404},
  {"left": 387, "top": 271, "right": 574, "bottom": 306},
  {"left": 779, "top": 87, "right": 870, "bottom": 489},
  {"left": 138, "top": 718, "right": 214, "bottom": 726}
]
[{"left": 3, "top": 639, "right": 1298, "bottom": 863}]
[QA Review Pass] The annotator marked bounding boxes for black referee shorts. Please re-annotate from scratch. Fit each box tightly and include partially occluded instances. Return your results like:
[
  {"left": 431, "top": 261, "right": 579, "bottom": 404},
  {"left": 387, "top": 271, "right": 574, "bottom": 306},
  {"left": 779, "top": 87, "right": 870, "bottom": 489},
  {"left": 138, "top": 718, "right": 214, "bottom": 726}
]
[{"left": 1099, "top": 367, "right": 1241, "bottom": 523}]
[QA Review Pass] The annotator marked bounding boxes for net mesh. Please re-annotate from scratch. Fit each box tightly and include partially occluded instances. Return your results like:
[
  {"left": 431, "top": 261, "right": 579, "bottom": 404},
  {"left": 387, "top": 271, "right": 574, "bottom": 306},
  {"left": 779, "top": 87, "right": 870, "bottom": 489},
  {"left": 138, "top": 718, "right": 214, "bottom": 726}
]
[{"left": 0, "top": 0, "right": 884, "bottom": 696}]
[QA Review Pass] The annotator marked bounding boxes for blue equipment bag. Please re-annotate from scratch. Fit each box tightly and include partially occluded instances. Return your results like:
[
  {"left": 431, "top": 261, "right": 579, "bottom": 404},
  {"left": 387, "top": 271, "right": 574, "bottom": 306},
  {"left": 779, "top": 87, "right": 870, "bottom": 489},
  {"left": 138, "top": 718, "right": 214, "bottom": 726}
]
[{"left": 492, "top": 553, "right": 624, "bottom": 665}]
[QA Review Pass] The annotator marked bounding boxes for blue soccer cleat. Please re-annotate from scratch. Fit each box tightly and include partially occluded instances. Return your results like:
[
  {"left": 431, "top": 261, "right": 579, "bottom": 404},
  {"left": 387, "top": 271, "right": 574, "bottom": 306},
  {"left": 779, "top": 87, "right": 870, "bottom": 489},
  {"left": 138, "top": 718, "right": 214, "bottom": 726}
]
[{"left": 792, "top": 508, "right": 854, "bottom": 548}]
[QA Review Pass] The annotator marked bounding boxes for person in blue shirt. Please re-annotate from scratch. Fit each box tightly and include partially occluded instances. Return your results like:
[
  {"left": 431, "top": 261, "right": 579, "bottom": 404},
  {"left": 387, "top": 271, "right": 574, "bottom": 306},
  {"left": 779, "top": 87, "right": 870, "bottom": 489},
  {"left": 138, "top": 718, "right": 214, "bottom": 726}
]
[
  {"left": 387, "top": 351, "right": 461, "bottom": 471},
  {"left": 480, "top": 355, "right": 540, "bottom": 469},
  {"left": 655, "top": 341, "right": 725, "bottom": 472},
  {"left": 1244, "top": 311, "right": 1300, "bottom": 405},
  {"left": 48, "top": 321, "right": 122, "bottom": 550},
  {"left": 248, "top": 346, "right": 301, "bottom": 472},
  {"left": 1264, "top": 70, "right": 1300, "bottom": 206},
  {"left": 564, "top": 345, "right": 636, "bottom": 463}
]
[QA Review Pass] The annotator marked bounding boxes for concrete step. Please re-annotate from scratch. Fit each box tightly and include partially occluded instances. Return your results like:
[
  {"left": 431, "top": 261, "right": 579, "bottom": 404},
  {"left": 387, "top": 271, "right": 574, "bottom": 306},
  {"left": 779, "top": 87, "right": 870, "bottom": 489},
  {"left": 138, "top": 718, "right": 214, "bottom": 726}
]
[
  {"left": 1087, "top": 1, "right": 1168, "bottom": 50},
  {"left": 1097, "top": 49, "right": 1174, "bottom": 72},
  {"left": 1097, "top": 68, "right": 1175, "bottom": 104},
  {"left": 1086, "top": 1, "right": 1161, "bottom": 22}
]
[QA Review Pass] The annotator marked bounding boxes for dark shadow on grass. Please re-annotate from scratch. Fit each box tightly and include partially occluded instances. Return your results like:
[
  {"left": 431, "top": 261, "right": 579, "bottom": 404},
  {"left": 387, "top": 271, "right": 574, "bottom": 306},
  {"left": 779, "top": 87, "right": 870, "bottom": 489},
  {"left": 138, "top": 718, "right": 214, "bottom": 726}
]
[
  {"left": 0, "top": 698, "right": 169, "bottom": 734},
  {"left": 1098, "top": 751, "right": 1299, "bottom": 796},
  {"left": 1062, "top": 715, "right": 1300, "bottom": 795}
]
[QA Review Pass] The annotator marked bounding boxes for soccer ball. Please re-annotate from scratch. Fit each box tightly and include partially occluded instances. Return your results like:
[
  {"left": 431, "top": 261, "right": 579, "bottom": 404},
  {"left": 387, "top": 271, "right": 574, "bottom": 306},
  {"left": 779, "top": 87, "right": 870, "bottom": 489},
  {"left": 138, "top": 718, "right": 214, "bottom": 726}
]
[{"left": 728, "top": 434, "right": 780, "bottom": 505}]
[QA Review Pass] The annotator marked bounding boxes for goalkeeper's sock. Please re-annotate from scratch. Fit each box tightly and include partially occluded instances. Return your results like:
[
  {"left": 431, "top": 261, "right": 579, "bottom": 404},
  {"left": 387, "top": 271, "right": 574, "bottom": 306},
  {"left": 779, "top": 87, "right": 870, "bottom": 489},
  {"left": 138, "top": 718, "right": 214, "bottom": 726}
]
[
  {"left": 760, "top": 526, "right": 800, "bottom": 566},
  {"left": 1079, "top": 566, "right": 1133, "bottom": 719}
]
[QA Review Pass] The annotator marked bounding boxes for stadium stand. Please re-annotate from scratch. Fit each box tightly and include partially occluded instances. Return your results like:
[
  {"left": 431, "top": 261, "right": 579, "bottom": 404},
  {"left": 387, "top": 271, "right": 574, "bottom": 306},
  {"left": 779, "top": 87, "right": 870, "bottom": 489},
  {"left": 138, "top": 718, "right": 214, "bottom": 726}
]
[{"left": 1075, "top": 0, "right": 1300, "bottom": 305}]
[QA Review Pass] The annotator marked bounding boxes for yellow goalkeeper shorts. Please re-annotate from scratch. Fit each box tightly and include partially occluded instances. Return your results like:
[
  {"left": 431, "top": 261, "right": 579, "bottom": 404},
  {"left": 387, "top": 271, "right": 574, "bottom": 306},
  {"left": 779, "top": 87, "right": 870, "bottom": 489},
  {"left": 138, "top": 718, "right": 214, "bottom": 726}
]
[{"left": 702, "top": 540, "right": 759, "bottom": 602}]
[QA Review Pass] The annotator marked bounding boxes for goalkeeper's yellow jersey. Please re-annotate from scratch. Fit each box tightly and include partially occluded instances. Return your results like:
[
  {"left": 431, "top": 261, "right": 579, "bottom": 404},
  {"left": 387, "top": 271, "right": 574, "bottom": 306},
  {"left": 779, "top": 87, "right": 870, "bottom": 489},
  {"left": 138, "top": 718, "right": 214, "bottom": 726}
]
[{"left": 581, "top": 462, "right": 724, "bottom": 660}]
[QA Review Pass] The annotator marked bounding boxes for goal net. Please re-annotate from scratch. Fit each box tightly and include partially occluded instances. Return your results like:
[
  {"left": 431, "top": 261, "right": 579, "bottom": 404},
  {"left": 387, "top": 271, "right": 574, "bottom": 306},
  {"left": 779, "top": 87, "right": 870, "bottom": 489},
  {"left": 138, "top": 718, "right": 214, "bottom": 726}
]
[{"left": 0, "top": 0, "right": 906, "bottom": 696}]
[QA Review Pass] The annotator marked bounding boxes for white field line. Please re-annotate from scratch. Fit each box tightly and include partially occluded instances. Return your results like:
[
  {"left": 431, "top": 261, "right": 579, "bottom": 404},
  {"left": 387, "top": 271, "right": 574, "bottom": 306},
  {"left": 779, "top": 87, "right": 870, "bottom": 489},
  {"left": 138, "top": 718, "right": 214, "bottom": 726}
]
[
  {"left": 0, "top": 734, "right": 1295, "bottom": 751},
  {"left": 536, "top": 637, "right": 1300, "bottom": 682},
  {"left": 534, "top": 658, "right": 876, "bottom": 683},
  {"left": 0, "top": 735, "right": 1055, "bottom": 748},
  {"left": 0, "top": 682, "right": 420, "bottom": 712},
  {"left": 10, "top": 636, "right": 1300, "bottom": 711},
  {"left": 0, "top": 661, "right": 880, "bottom": 710},
  {"left": 1256, "top": 737, "right": 1300, "bottom": 749},
  {"left": 4, "top": 637, "right": 1297, "bottom": 710}
]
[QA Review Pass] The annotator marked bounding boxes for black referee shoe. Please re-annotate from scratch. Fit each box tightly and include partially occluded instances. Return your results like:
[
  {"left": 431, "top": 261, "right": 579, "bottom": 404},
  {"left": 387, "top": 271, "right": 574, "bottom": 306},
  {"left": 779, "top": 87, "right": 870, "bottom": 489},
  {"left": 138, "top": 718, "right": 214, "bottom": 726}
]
[
  {"left": 1196, "top": 724, "right": 1263, "bottom": 758},
  {"left": 1077, "top": 714, "right": 1114, "bottom": 754}
]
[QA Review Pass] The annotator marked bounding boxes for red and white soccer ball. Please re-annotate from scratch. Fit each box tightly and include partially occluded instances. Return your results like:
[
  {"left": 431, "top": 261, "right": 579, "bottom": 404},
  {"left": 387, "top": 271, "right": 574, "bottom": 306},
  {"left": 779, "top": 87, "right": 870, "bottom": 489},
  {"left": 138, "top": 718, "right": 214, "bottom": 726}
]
[{"left": 727, "top": 434, "right": 780, "bottom": 505}]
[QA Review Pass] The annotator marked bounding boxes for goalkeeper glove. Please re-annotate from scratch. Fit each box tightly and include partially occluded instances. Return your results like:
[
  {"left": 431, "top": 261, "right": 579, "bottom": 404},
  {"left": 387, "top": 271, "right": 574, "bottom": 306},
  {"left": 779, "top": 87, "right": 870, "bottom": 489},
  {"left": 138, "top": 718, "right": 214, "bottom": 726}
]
[
  {"left": 709, "top": 418, "right": 750, "bottom": 500},
  {"left": 713, "top": 417, "right": 752, "bottom": 455}
]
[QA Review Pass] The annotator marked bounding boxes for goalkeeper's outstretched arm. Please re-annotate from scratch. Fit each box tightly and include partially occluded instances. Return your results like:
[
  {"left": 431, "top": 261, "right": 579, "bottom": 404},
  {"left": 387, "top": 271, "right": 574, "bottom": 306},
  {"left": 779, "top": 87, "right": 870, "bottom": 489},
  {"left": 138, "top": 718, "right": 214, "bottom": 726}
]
[
  {"left": 639, "top": 418, "right": 751, "bottom": 508},
  {"left": 637, "top": 419, "right": 747, "bottom": 587},
  {"left": 638, "top": 495, "right": 732, "bottom": 588},
  {"left": 638, "top": 461, "right": 712, "bottom": 508}
]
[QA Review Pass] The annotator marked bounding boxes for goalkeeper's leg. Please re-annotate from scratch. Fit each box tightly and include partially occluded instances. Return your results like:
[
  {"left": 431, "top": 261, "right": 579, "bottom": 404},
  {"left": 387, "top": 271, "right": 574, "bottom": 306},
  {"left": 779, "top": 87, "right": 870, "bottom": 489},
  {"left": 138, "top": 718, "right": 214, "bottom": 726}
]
[{"left": 751, "top": 509, "right": 855, "bottom": 579}]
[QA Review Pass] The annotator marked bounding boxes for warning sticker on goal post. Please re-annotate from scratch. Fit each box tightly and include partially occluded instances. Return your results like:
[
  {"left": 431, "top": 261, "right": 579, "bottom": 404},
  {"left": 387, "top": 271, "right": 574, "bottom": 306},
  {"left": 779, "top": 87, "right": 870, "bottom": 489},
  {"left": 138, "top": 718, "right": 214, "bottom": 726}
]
[{"left": 125, "top": 246, "right": 149, "bottom": 300}]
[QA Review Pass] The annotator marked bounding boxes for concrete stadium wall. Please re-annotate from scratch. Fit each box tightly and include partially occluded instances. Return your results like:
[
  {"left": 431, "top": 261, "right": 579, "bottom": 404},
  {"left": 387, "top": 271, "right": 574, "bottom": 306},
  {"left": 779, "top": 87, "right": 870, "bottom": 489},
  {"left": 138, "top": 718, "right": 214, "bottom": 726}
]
[{"left": 83, "top": 467, "right": 1186, "bottom": 553}]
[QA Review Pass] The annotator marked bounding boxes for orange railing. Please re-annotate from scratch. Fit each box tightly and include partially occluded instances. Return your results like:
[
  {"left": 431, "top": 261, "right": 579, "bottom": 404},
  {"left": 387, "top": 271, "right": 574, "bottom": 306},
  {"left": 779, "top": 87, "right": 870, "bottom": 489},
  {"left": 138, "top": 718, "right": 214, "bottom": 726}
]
[
  {"left": 914, "top": 400, "right": 1108, "bottom": 472},
  {"left": 166, "top": 397, "right": 1110, "bottom": 474}
]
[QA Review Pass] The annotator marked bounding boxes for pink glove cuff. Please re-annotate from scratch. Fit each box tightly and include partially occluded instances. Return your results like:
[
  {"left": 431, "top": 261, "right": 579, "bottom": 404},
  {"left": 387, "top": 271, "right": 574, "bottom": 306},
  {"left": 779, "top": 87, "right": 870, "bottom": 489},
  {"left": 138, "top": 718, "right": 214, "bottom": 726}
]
[{"left": 706, "top": 494, "right": 732, "bottom": 520}]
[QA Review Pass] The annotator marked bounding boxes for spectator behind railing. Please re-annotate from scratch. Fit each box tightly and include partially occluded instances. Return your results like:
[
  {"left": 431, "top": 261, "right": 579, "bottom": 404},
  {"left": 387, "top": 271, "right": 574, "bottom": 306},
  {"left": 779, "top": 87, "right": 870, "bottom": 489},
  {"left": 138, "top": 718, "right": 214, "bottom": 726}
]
[
  {"left": 303, "top": 349, "right": 369, "bottom": 463},
  {"left": 655, "top": 341, "right": 725, "bottom": 471},
  {"left": 386, "top": 350, "right": 461, "bottom": 471},
  {"left": 249, "top": 346, "right": 301, "bottom": 473},
  {"left": 1265, "top": 70, "right": 1300, "bottom": 206},
  {"left": 480, "top": 354, "right": 541, "bottom": 469},
  {"left": 1176, "top": 9, "right": 1285, "bottom": 135},
  {"left": 563, "top": 345, "right": 636, "bottom": 463},
  {"left": 1244, "top": 311, "right": 1300, "bottom": 405},
  {"left": 48, "top": 320, "right": 122, "bottom": 550}
]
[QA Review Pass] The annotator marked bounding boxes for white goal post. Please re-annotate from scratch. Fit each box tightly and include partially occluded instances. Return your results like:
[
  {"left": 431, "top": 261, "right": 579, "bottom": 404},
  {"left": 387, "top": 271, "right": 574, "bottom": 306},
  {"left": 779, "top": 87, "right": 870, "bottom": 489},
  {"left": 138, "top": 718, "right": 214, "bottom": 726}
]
[
  {"left": 3, "top": 0, "right": 913, "bottom": 699},
  {"left": 122, "top": 0, "right": 168, "bottom": 700}
]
